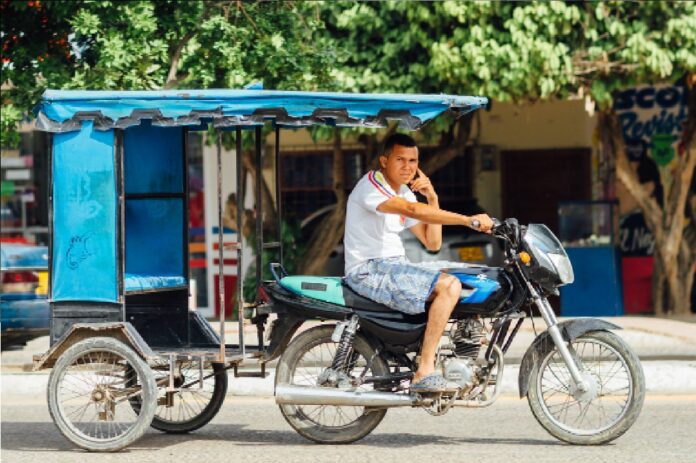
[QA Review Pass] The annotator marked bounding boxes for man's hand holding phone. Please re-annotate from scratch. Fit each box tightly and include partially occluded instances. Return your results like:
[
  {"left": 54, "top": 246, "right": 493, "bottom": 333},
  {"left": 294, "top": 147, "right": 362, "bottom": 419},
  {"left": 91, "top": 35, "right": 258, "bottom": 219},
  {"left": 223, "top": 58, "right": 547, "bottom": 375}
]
[{"left": 409, "top": 168, "right": 437, "bottom": 202}]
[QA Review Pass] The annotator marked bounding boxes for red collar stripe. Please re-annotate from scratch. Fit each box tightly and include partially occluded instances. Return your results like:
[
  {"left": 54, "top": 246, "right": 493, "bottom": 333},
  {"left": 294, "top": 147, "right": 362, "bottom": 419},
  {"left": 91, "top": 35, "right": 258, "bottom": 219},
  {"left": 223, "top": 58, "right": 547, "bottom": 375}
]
[{"left": 367, "top": 171, "right": 394, "bottom": 198}]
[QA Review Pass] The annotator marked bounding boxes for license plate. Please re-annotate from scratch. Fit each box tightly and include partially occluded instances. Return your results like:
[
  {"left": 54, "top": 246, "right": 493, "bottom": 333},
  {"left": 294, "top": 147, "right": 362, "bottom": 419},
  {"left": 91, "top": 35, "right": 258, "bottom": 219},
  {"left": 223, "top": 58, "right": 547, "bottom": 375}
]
[
  {"left": 457, "top": 246, "right": 485, "bottom": 262},
  {"left": 36, "top": 271, "right": 49, "bottom": 295}
]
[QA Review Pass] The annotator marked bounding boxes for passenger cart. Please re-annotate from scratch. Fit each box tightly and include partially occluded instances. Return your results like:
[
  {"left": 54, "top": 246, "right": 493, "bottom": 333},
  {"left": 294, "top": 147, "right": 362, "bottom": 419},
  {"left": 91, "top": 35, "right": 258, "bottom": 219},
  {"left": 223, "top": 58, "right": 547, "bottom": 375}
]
[{"left": 32, "top": 89, "right": 489, "bottom": 451}]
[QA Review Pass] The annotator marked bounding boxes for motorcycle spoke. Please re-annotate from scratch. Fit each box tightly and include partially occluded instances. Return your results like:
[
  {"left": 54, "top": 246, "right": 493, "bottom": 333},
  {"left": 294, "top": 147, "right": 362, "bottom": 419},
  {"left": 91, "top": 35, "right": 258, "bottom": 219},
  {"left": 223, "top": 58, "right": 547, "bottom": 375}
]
[
  {"left": 573, "top": 399, "right": 594, "bottom": 427},
  {"left": 290, "top": 336, "right": 377, "bottom": 429},
  {"left": 536, "top": 337, "right": 633, "bottom": 435}
]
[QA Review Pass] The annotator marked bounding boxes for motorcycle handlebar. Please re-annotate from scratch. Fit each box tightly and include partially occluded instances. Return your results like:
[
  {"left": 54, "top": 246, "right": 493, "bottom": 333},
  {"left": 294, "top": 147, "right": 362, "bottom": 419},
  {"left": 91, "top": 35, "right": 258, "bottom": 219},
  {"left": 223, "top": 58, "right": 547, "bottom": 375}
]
[
  {"left": 470, "top": 217, "right": 501, "bottom": 233},
  {"left": 491, "top": 217, "right": 522, "bottom": 246}
]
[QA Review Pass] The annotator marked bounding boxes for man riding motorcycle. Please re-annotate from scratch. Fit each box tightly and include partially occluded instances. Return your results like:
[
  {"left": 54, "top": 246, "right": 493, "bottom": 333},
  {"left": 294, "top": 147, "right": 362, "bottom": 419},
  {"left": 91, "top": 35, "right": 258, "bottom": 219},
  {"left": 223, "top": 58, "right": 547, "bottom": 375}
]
[{"left": 343, "top": 133, "right": 494, "bottom": 392}]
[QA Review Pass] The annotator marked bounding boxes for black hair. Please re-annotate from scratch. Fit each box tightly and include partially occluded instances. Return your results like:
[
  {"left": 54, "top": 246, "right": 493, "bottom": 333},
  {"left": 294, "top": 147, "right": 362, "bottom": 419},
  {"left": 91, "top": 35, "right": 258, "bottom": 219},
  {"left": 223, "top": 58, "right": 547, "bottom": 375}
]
[
  {"left": 637, "top": 156, "right": 664, "bottom": 207},
  {"left": 382, "top": 133, "right": 417, "bottom": 157}
]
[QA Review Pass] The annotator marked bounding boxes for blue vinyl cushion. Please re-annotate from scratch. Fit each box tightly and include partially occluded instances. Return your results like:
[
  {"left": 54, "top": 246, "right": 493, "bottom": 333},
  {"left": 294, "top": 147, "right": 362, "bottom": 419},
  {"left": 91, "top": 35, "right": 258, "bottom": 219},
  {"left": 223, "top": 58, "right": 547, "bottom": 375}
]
[{"left": 124, "top": 274, "right": 187, "bottom": 292}]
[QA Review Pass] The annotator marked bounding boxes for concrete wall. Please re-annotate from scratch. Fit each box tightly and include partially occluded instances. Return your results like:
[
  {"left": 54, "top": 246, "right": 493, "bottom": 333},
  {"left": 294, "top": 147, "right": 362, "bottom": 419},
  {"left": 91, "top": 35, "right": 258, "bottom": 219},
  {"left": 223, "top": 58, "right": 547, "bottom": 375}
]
[
  {"left": 270, "top": 99, "right": 596, "bottom": 149},
  {"left": 479, "top": 99, "right": 596, "bottom": 150},
  {"left": 475, "top": 99, "right": 596, "bottom": 215},
  {"left": 267, "top": 99, "right": 597, "bottom": 218}
]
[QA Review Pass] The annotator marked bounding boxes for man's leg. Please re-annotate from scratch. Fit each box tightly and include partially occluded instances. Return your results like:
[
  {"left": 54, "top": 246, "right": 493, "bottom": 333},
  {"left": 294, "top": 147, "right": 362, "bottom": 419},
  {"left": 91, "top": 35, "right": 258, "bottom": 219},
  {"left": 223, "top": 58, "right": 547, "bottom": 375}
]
[{"left": 412, "top": 273, "right": 462, "bottom": 383}]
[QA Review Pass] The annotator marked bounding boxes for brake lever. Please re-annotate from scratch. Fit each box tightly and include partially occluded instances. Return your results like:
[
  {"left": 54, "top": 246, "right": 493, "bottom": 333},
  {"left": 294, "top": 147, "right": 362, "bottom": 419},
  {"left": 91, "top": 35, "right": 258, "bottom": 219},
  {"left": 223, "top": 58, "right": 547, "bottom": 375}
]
[{"left": 491, "top": 217, "right": 503, "bottom": 236}]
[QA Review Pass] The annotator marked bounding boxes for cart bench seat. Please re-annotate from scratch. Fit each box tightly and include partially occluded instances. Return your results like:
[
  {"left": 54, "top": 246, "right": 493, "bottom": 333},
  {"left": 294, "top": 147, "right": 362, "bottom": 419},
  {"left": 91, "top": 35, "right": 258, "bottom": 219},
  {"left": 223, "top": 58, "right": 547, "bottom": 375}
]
[{"left": 124, "top": 274, "right": 187, "bottom": 293}]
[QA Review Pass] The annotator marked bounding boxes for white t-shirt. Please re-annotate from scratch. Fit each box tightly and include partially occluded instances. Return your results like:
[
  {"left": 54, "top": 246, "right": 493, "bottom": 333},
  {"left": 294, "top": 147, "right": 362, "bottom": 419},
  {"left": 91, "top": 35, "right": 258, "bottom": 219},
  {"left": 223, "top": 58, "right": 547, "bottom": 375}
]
[{"left": 344, "top": 170, "right": 420, "bottom": 273}]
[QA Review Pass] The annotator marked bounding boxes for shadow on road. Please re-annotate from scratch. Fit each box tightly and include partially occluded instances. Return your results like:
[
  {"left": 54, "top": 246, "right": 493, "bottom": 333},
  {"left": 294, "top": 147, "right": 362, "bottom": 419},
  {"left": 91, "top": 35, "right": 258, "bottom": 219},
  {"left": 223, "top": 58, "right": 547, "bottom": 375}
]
[{"left": 2, "top": 422, "right": 564, "bottom": 452}]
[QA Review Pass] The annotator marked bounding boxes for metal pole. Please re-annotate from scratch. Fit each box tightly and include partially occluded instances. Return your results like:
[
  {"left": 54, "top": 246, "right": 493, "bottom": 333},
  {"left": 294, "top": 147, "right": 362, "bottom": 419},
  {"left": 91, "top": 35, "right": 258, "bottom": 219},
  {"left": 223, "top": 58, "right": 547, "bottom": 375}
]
[
  {"left": 255, "top": 126, "right": 263, "bottom": 292},
  {"left": 275, "top": 125, "right": 283, "bottom": 267},
  {"left": 21, "top": 199, "right": 27, "bottom": 241},
  {"left": 216, "top": 131, "right": 225, "bottom": 362},
  {"left": 236, "top": 127, "right": 245, "bottom": 355}
]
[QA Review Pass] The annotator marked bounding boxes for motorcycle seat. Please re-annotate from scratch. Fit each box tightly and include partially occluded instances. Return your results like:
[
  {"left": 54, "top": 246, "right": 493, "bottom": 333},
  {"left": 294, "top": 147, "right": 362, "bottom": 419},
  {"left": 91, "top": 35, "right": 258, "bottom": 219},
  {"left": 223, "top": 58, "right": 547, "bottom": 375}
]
[{"left": 278, "top": 275, "right": 395, "bottom": 313}]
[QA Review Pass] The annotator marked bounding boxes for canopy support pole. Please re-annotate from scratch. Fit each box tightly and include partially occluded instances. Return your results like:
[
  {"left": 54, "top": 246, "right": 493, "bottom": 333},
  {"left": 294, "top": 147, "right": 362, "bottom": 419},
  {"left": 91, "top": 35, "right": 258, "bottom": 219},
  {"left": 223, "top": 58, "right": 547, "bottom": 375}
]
[
  {"left": 255, "top": 126, "right": 263, "bottom": 298},
  {"left": 236, "top": 127, "right": 245, "bottom": 356},
  {"left": 216, "top": 130, "right": 225, "bottom": 362},
  {"left": 275, "top": 126, "right": 283, "bottom": 267}
]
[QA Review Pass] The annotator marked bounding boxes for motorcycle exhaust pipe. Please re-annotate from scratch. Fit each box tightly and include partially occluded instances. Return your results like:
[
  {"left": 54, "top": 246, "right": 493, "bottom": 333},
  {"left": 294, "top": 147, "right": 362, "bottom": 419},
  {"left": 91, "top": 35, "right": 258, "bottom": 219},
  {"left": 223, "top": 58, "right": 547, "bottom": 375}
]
[{"left": 275, "top": 384, "right": 421, "bottom": 407}]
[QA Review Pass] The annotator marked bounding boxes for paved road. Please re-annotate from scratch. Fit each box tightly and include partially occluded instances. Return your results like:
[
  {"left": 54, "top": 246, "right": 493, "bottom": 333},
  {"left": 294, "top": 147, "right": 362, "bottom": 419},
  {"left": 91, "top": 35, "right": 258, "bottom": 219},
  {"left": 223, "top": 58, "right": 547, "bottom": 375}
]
[{"left": 2, "top": 394, "right": 695, "bottom": 463}]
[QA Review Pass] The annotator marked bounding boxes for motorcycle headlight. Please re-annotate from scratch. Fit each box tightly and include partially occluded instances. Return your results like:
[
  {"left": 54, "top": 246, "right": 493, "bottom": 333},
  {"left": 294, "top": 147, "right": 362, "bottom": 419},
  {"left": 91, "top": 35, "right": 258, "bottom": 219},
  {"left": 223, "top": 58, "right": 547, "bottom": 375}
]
[
  {"left": 547, "top": 252, "right": 574, "bottom": 285},
  {"left": 522, "top": 224, "right": 575, "bottom": 289}
]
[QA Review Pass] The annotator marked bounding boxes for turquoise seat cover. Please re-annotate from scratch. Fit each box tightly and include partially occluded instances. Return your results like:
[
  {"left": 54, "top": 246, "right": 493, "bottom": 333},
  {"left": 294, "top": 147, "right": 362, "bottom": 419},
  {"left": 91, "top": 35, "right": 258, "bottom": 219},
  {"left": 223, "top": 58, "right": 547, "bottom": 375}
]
[
  {"left": 124, "top": 274, "right": 187, "bottom": 292},
  {"left": 279, "top": 276, "right": 345, "bottom": 306}
]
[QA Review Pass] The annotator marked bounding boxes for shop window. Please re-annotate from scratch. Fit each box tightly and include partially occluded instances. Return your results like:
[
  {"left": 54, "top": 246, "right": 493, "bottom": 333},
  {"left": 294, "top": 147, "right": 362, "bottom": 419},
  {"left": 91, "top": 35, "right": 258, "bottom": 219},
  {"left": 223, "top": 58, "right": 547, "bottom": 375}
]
[
  {"left": 280, "top": 149, "right": 364, "bottom": 222},
  {"left": 1, "top": 131, "right": 49, "bottom": 244}
]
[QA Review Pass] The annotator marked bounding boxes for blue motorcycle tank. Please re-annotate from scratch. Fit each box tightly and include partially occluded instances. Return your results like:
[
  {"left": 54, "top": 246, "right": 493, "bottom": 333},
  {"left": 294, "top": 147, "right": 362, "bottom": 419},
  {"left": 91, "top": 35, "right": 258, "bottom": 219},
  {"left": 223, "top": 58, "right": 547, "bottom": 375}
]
[{"left": 445, "top": 266, "right": 513, "bottom": 316}]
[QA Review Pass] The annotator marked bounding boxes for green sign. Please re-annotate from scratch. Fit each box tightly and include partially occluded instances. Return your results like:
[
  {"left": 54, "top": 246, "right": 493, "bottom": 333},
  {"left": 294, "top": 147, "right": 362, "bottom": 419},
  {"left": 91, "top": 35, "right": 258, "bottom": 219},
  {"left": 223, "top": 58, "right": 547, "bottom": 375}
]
[
  {"left": 1, "top": 180, "right": 15, "bottom": 197},
  {"left": 650, "top": 133, "right": 675, "bottom": 166}
]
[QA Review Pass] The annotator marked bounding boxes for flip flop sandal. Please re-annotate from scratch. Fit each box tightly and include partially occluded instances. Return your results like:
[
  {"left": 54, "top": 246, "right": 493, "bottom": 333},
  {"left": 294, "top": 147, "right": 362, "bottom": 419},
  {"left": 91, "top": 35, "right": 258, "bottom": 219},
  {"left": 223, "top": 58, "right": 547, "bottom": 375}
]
[{"left": 410, "top": 373, "right": 449, "bottom": 393}]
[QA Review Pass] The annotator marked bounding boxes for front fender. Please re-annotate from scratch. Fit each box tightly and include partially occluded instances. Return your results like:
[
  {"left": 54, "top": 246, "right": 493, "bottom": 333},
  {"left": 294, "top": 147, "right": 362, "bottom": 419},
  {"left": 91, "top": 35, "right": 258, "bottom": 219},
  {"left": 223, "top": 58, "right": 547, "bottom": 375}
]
[{"left": 517, "top": 318, "right": 621, "bottom": 398}]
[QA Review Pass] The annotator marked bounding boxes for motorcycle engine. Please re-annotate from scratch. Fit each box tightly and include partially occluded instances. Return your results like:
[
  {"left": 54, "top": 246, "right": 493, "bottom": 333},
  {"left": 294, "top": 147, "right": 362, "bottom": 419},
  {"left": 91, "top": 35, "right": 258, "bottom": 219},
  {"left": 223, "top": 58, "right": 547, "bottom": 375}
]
[
  {"left": 442, "top": 319, "right": 487, "bottom": 389},
  {"left": 443, "top": 358, "right": 475, "bottom": 389},
  {"left": 451, "top": 318, "right": 486, "bottom": 359}
]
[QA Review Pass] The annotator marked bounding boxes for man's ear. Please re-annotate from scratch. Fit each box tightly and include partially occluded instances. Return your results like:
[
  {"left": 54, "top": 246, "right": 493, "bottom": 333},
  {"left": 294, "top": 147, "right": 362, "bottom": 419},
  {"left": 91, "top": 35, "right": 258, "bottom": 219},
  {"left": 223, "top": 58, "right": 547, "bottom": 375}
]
[{"left": 379, "top": 155, "right": 387, "bottom": 169}]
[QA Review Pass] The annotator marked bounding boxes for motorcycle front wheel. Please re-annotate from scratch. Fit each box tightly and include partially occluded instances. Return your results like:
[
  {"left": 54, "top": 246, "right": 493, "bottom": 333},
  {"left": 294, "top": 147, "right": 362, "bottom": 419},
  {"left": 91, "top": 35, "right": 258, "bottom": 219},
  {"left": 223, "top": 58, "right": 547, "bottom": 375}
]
[
  {"left": 527, "top": 330, "right": 645, "bottom": 445},
  {"left": 276, "top": 325, "right": 389, "bottom": 444}
]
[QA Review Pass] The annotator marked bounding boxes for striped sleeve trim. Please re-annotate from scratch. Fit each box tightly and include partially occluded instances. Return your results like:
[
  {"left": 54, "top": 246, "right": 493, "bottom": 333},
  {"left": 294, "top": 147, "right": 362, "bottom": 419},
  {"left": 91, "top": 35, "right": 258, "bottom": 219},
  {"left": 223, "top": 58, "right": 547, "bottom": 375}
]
[{"left": 367, "top": 171, "right": 394, "bottom": 198}]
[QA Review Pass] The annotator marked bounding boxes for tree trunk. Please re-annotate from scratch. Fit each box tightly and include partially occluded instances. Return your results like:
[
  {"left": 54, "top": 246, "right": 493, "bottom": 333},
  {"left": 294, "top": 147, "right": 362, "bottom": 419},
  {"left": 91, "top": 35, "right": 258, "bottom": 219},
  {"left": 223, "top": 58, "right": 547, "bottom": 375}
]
[
  {"left": 299, "top": 130, "right": 347, "bottom": 274},
  {"left": 420, "top": 115, "right": 473, "bottom": 175},
  {"left": 241, "top": 148, "right": 277, "bottom": 235},
  {"left": 652, "top": 255, "right": 667, "bottom": 314},
  {"left": 604, "top": 74, "right": 696, "bottom": 314}
]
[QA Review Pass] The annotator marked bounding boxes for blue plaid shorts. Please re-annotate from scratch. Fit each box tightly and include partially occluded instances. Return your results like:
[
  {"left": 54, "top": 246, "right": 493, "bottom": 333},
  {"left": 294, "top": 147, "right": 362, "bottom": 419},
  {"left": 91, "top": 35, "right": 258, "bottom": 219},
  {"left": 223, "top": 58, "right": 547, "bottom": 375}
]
[{"left": 344, "top": 256, "right": 442, "bottom": 315}]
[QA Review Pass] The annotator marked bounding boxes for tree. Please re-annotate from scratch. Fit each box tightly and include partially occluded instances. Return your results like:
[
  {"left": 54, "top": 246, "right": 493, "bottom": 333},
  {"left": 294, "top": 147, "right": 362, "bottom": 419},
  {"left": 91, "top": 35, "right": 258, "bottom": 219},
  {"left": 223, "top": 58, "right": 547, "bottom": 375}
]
[
  {"left": 1, "top": 0, "right": 335, "bottom": 151},
  {"left": 2, "top": 0, "right": 341, "bottom": 312},
  {"left": 1, "top": 0, "right": 336, "bottom": 284},
  {"left": 317, "top": 1, "right": 695, "bottom": 312}
]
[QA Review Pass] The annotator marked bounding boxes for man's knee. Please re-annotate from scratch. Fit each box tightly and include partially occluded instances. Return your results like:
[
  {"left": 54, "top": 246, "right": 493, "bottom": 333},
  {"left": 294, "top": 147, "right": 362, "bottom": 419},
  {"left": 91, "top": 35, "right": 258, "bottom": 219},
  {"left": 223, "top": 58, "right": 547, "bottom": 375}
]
[{"left": 433, "top": 274, "right": 461, "bottom": 300}]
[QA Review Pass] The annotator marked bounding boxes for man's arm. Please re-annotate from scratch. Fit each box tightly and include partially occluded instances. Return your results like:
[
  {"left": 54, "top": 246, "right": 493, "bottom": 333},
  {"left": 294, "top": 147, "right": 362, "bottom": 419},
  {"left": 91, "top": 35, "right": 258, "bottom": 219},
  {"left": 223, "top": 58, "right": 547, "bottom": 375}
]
[
  {"left": 409, "top": 222, "right": 441, "bottom": 251},
  {"left": 406, "top": 168, "right": 442, "bottom": 250},
  {"left": 378, "top": 197, "right": 472, "bottom": 226},
  {"left": 407, "top": 194, "right": 442, "bottom": 251},
  {"left": 377, "top": 197, "right": 495, "bottom": 233}
]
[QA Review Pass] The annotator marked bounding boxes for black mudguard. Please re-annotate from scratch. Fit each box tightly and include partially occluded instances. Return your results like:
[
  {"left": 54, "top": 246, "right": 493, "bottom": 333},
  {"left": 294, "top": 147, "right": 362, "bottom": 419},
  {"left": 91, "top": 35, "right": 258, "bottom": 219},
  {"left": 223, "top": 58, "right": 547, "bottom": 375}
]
[
  {"left": 517, "top": 318, "right": 621, "bottom": 398},
  {"left": 261, "top": 312, "right": 306, "bottom": 363}
]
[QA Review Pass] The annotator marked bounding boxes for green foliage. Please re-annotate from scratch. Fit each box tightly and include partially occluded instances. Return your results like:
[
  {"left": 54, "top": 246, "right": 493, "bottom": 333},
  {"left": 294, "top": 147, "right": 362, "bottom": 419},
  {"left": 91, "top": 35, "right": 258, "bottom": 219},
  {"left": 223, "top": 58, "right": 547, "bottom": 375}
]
[
  {"left": 0, "top": 104, "right": 22, "bottom": 148},
  {"left": 321, "top": 1, "right": 696, "bottom": 110},
  {"left": 242, "top": 219, "right": 304, "bottom": 307},
  {"left": 1, "top": 0, "right": 337, "bottom": 135},
  {"left": 5, "top": 1, "right": 693, "bottom": 139}
]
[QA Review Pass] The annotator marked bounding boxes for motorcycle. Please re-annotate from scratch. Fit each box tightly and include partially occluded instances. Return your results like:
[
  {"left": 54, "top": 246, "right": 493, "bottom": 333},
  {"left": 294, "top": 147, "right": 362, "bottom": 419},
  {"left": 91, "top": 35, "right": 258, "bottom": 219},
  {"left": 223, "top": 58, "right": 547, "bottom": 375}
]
[{"left": 265, "top": 218, "right": 645, "bottom": 445}]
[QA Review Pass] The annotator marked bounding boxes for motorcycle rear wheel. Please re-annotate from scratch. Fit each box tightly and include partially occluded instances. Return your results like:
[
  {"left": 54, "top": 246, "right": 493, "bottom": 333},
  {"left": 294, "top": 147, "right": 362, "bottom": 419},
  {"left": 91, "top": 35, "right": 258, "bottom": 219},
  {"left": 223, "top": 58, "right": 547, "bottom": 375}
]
[
  {"left": 276, "top": 325, "right": 389, "bottom": 444},
  {"left": 527, "top": 330, "right": 645, "bottom": 445}
]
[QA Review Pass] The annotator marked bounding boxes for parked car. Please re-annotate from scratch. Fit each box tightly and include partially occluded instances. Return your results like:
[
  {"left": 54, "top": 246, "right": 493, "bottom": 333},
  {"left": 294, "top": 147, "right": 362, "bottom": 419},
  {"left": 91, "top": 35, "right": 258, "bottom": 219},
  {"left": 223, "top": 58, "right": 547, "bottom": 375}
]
[
  {"left": 300, "top": 204, "right": 504, "bottom": 276},
  {"left": 1, "top": 243, "right": 50, "bottom": 349}
]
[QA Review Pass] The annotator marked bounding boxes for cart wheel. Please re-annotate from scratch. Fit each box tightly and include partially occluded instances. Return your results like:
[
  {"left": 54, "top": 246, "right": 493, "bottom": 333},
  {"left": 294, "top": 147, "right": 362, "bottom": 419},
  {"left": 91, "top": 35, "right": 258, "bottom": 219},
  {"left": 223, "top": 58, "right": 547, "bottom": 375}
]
[
  {"left": 47, "top": 337, "right": 157, "bottom": 452},
  {"left": 131, "top": 360, "right": 227, "bottom": 433}
]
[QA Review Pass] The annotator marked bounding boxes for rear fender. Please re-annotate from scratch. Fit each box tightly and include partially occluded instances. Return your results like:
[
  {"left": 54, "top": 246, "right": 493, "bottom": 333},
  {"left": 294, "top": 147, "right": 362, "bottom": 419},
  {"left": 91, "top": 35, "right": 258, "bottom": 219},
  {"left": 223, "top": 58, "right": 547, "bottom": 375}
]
[
  {"left": 517, "top": 318, "right": 621, "bottom": 398},
  {"left": 261, "top": 312, "right": 306, "bottom": 362},
  {"left": 32, "top": 322, "right": 154, "bottom": 370}
]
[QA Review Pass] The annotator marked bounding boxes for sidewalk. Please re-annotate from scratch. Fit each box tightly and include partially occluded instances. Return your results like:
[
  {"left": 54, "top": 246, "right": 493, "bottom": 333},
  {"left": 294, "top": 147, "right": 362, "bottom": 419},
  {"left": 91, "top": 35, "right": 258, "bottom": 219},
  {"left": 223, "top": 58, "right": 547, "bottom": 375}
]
[
  {"left": 214, "top": 315, "right": 696, "bottom": 363},
  {"left": 3, "top": 315, "right": 696, "bottom": 396},
  {"left": 3, "top": 315, "right": 696, "bottom": 372}
]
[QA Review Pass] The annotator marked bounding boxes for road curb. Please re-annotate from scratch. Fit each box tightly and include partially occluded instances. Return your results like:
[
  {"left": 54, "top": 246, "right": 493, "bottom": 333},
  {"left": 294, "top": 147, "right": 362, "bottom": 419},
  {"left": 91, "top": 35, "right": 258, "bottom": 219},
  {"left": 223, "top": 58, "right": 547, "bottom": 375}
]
[{"left": 3, "top": 360, "right": 695, "bottom": 398}]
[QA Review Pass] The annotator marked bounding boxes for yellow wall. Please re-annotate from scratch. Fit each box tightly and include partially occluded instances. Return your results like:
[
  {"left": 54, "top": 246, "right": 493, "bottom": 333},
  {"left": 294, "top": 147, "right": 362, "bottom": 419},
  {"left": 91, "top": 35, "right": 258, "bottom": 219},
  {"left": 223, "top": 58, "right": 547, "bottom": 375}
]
[
  {"left": 261, "top": 99, "right": 598, "bottom": 218},
  {"left": 479, "top": 99, "right": 596, "bottom": 149},
  {"left": 268, "top": 99, "right": 596, "bottom": 150}
]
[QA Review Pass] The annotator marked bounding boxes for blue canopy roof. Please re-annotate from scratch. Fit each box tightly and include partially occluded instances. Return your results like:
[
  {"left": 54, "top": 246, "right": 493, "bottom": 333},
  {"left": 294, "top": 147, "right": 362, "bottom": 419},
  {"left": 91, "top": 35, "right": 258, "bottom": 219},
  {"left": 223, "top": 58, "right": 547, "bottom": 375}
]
[{"left": 35, "top": 89, "right": 488, "bottom": 132}]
